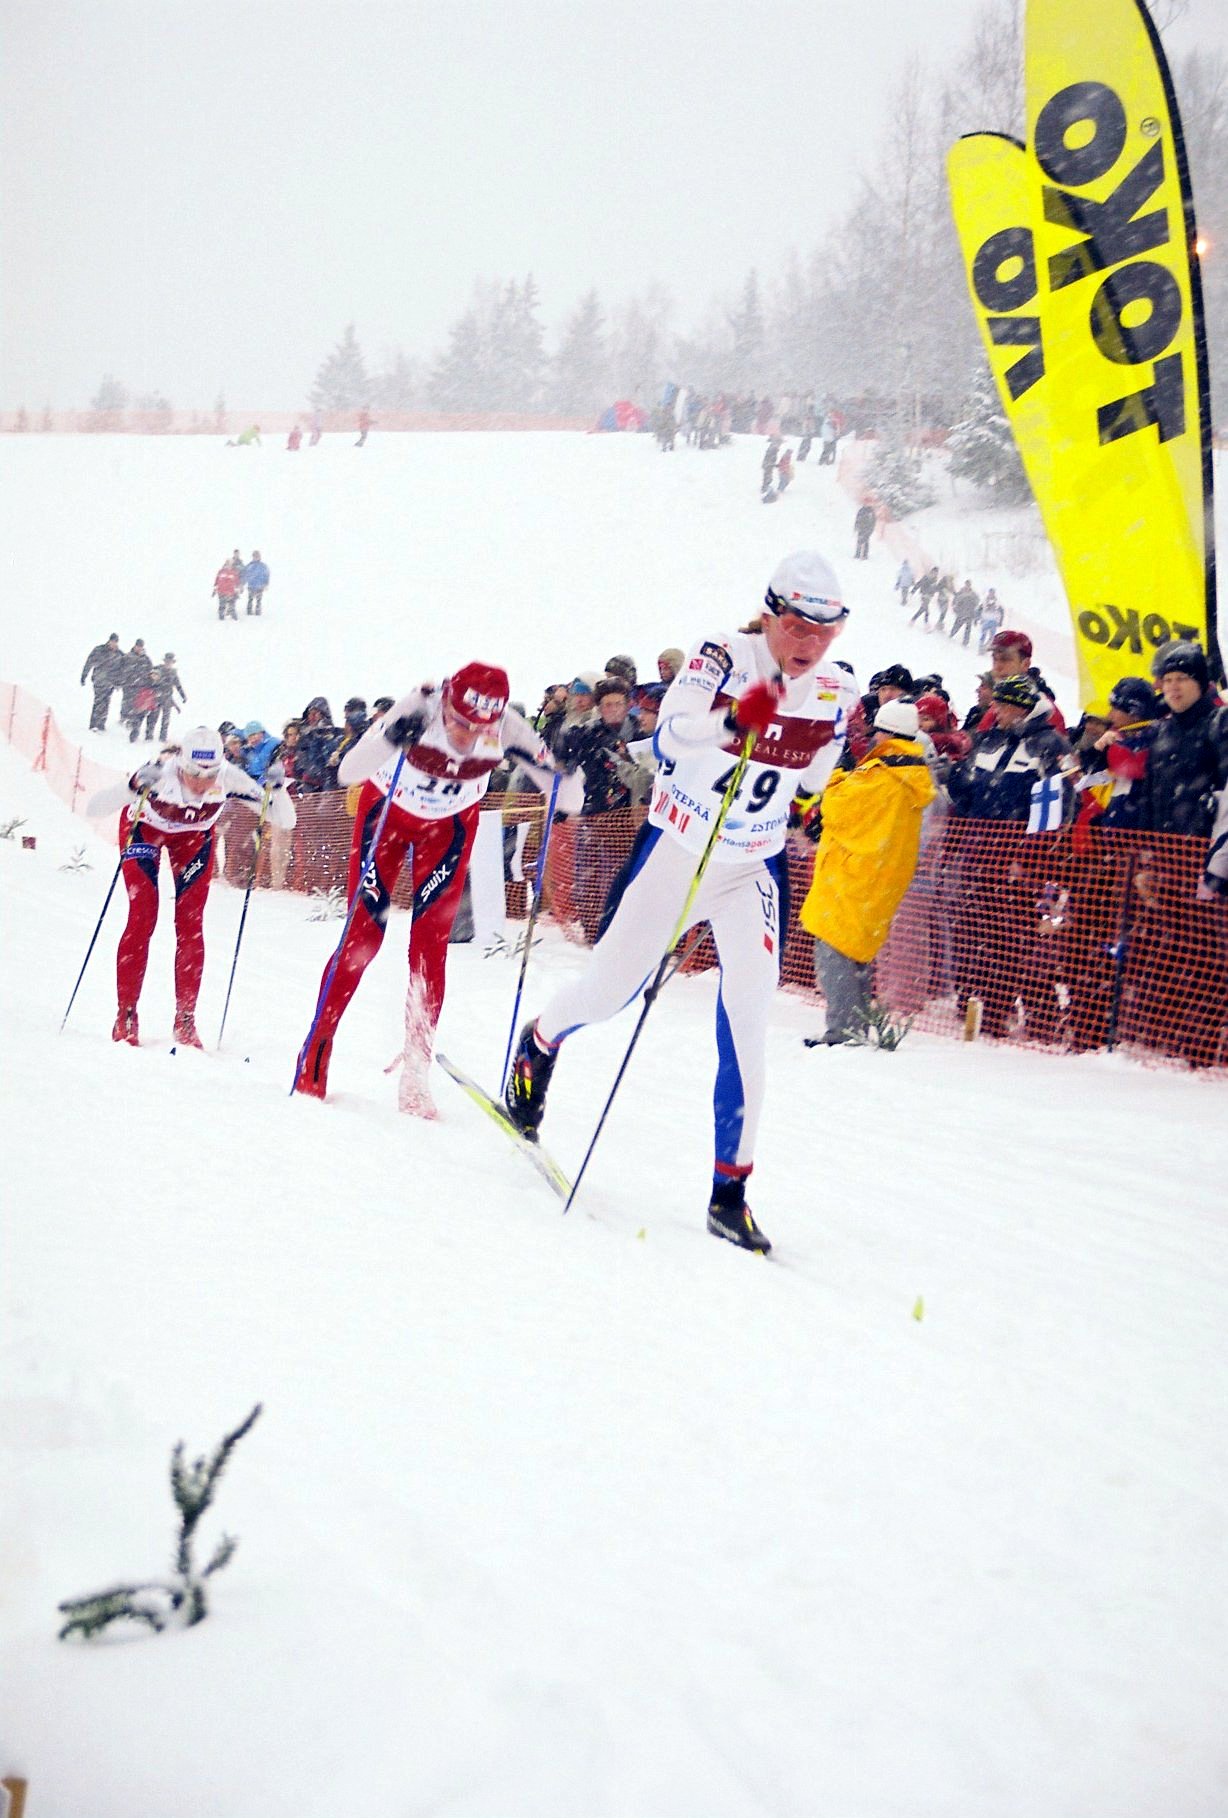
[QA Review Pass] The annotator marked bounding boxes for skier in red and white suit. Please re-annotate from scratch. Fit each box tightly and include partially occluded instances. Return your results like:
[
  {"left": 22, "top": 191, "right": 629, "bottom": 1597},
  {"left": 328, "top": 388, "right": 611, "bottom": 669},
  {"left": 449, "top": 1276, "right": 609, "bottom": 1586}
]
[
  {"left": 292, "top": 662, "right": 579, "bottom": 1116},
  {"left": 88, "top": 725, "right": 296, "bottom": 1048},
  {"left": 505, "top": 551, "right": 859, "bottom": 1253}
]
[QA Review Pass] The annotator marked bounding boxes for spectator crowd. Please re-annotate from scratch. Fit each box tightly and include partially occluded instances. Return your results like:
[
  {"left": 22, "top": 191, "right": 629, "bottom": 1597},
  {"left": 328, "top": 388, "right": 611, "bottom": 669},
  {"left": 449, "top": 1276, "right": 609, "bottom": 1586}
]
[{"left": 80, "top": 603, "right": 1228, "bottom": 1065}]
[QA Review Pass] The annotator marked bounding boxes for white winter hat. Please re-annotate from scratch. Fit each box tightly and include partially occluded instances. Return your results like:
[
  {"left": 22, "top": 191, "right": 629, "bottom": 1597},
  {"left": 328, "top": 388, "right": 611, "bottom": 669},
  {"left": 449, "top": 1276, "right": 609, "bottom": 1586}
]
[
  {"left": 765, "top": 549, "right": 847, "bottom": 623},
  {"left": 874, "top": 700, "right": 919, "bottom": 737},
  {"left": 180, "top": 726, "right": 224, "bottom": 774}
]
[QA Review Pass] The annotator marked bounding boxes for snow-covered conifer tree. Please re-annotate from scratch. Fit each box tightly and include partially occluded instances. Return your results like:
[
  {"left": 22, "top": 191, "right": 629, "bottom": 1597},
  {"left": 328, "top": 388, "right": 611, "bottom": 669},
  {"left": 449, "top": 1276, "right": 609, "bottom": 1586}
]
[
  {"left": 310, "top": 324, "right": 371, "bottom": 413},
  {"left": 946, "top": 363, "right": 1030, "bottom": 500},
  {"left": 552, "top": 289, "right": 609, "bottom": 416}
]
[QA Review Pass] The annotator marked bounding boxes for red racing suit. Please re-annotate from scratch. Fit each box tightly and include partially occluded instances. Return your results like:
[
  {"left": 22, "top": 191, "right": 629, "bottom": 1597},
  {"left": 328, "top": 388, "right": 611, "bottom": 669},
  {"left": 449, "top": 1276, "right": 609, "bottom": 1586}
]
[{"left": 293, "top": 690, "right": 576, "bottom": 1108}]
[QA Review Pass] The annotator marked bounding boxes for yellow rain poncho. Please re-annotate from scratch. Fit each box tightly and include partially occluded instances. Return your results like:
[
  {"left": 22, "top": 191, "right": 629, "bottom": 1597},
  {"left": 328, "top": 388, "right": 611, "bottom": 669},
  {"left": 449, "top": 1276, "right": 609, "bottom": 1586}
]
[{"left": 799, "top": 737, "right": 936, "bottom": 964}]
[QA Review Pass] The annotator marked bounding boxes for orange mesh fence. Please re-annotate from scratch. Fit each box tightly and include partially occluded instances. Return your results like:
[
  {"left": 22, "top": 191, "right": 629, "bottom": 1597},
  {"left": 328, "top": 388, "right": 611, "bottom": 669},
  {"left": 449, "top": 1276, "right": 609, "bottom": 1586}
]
[
  {"left": 4, "top": 684, "right": 1225, "bottom": 1072},
  {"left": 542, "top": 808, "right": 1228, "bottom": 1071},
  {"left": 1, "top": 682, "right": 125, "bottom": 823}
]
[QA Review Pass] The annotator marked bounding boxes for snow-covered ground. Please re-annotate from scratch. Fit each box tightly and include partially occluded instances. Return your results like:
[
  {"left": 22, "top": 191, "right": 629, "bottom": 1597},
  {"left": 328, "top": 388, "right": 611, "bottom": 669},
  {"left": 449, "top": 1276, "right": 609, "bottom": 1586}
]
[
  {"left": 2, "top": 432, "right": 1227, "bottom": 1818},
  {"left": 1, "top": 428, "right": 1089, "bottom": 745}
]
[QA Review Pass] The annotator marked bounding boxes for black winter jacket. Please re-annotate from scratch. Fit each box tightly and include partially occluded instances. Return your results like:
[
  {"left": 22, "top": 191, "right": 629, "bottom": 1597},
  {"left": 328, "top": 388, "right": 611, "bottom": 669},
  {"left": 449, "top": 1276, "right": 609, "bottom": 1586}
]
[
  {"left": 947, "top": 700, "right": 1071, "bottom": 823},
  {"left": 1143, "top": 693, "right": 1228, "bottom": 837},
  {"left": 557, "top": 717, "right": 633, "bottom": 816},
  {"left": 82, "top": 642, "right": 124, "bottom": 687}
]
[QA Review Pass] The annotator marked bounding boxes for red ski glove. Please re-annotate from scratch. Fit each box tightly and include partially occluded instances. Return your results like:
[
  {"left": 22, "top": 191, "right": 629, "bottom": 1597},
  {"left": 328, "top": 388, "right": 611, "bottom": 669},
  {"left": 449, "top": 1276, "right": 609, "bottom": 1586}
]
[{"left": 727, "top": 677, "right": 783, "bottom": 737}]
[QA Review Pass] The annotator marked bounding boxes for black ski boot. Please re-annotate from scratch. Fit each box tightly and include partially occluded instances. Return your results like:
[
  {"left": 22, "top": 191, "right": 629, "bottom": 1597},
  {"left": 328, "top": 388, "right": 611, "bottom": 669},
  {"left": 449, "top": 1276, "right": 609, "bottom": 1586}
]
[
  {"left": 707, "top": 1175, "right": 772, "bottom": 1254},
  {"left": 504, "top": 1020, "right": 557, "bottom": 1140}
]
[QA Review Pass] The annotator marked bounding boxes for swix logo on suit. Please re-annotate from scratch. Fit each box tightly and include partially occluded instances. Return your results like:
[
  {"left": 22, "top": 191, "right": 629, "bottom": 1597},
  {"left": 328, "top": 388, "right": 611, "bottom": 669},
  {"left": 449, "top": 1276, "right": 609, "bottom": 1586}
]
[{"left": 649, "top": 630, "right": 856, "bottom": 865}]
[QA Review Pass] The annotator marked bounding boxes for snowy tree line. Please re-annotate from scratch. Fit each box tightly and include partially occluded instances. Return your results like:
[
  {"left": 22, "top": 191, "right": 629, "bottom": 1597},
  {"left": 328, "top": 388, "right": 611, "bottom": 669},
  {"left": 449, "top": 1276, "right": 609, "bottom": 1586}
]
[
  {"left": 69, "top": 3, "right": 1228, "bottom": 439},
  {"left": 306, "top": 4, "right": 1228, "bottom": 434}
]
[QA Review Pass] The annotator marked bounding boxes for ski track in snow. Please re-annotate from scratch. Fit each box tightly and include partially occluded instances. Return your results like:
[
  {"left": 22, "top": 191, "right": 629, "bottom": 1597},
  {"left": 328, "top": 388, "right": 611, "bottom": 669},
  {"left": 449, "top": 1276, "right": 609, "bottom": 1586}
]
[{"left": 1, "top": 435, "right": 1227, "bottom": 1818}]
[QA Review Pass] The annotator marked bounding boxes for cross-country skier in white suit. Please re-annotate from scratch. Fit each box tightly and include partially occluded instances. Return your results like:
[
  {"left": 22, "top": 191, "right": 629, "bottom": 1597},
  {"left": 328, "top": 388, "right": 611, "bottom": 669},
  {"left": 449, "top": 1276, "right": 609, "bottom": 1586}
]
[{"left": 505, "top": 550, "right": 858, "bottom": 1252}]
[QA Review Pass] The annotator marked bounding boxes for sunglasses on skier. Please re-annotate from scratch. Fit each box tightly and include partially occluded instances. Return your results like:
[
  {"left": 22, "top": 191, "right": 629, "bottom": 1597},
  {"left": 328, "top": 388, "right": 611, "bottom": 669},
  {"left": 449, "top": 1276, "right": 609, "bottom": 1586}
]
[{"left": 775, "top": 607, "right": 842, "bottom": 639}]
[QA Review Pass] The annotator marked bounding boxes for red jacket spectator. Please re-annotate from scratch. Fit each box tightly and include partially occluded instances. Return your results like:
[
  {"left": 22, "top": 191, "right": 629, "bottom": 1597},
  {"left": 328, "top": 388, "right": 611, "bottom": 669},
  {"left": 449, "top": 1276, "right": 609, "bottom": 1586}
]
[{"left": 915, "top": 692, "right": 972, "bottom": 764}]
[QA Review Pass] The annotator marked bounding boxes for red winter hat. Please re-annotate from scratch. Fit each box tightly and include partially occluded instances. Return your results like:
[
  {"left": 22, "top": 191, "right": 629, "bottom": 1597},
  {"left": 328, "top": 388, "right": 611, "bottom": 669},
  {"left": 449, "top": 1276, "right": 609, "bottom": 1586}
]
[
  {"left": 991, "top": 628, "right": 1033, "bottom": 661},
  {"left": 914, "top": 691, "right": 952, "bottom": 728},
  {"left": 446, "top": 662, "right": 510, "bottom": 727}
]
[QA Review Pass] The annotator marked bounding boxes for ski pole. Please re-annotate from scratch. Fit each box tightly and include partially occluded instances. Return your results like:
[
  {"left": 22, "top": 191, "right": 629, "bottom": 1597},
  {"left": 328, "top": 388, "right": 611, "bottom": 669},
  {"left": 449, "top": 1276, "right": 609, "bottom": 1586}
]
[
  {"left": 1104, "top": 849, "right": 1137, "bottom": 1054},
  {"left": 500, "top": 770, "right": 561, "bottom": 1094},
  {"left": 290, "top": 748, "right": 407, "bottom": 1094},
  {"left": 216, "top": 781, "right": 275, "bottom": 1048},
  {"left": 59, "top": 787, "right": 152, "bottom": 1035},
  {"left": 564, "top": 730, "right": 756, "bottom": 1214}
]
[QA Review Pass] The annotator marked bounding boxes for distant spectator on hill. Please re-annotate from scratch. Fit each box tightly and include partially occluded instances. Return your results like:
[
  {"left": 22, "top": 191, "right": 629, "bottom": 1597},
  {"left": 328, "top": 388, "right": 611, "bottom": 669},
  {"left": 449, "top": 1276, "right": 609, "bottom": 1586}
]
[
  {"left": 932, "top": 574, "right": 955, "bottom": 634},
  {"left": 81, "top": 632, "right": 124, "bottom": 733},
  {"left": 818, "top": 414, "right": 838, "bottom": 465},
  {"left": 853, "top": 502, "right": 876, "bottom": 560},
  {"left": 213, "top": 559, "right": 240, "bottom": 621},
  {"left": 978, "top": 588, "right": 1004, "bottom": 652},
  {"left": 153, "top": 653, "right": 187, "bottom": 741},
  {"left": 949, "top": 580, "right": 980, "bottom": 646},
  {"left": 309, "top": 411, "right": 323, "bottom": 446},
  {"left": 761, "top": 436, "right": 781, "bottom": 501},
  {"left": 356, "top": 408, "right": 373, "bottom": 447},
  {"left": 119, "top": 639, "right": 152, "bottom": 729},
  {"left": 128, "top": 667, "right": 162, "bottom": 743},
  {"left": 287, "top": 424, "right": 303, "bottom": 451},
  {"left": 909, "top": 566, "right": 941, "bottom": 625},
  {"left": 226, "top": 424, "right": 262, "bottom": 447},
  {"left": 776, "top": 447, "right": 794, "bottom": 495},
  {"left": 893, "top": 559, "right": 914, "bottom": 608},
  {"left": 242, "top": 551, "right": 270, "bottom": 615}
]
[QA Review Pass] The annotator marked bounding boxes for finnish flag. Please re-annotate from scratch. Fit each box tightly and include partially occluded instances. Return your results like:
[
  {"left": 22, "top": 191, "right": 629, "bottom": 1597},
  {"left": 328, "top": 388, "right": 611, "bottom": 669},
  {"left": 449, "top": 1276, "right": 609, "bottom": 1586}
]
[{"left": 1027, "top": 773, "right": 1065, "bottom": 833}]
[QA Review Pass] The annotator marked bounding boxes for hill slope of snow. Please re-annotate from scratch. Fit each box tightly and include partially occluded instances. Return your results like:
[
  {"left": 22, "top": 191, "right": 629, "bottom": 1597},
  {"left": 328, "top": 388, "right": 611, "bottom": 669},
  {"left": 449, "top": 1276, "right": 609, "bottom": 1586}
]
[{"left": 1, "top": 433, "right": 1226, "bottom": 1818}]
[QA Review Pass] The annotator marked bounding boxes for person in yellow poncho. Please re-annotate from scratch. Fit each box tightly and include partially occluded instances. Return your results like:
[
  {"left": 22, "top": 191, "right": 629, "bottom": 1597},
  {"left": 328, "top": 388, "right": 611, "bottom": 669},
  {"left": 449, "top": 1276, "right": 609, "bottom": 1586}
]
[{"left": 800, "top": 698, "right": 936, "bottom": 1044}]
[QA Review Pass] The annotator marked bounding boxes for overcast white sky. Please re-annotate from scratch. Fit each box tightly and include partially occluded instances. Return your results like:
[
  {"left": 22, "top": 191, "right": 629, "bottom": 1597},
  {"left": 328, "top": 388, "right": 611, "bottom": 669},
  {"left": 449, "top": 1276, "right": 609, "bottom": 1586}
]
[{"left": 3, "top": 0, "right": 1225, "bottom": 411}]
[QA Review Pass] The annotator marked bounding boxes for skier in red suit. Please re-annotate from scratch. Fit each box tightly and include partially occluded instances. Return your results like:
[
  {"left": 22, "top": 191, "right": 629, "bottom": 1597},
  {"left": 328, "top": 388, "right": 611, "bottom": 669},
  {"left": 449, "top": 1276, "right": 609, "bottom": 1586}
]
[
  {"left": 88, "top": 727, "right": 296, "bottom": 1048},
  {"left": 292, "top": 663, "right": 579, "bottom": 1116}
]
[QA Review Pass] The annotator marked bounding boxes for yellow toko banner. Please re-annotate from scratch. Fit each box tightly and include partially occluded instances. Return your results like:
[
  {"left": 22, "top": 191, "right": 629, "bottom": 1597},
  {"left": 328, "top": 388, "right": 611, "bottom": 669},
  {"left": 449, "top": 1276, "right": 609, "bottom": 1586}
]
[{"left": 948, "top": 0, "right": 1219, "bottom": 705}]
